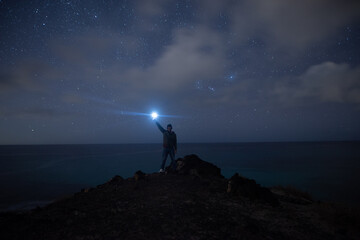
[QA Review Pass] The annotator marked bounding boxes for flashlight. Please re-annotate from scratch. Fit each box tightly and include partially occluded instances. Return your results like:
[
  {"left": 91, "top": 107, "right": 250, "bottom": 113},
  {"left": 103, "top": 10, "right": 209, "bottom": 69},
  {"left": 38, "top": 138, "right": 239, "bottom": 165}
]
[{"left": 151, "top": 112, "right": 158, "bottom": 120}]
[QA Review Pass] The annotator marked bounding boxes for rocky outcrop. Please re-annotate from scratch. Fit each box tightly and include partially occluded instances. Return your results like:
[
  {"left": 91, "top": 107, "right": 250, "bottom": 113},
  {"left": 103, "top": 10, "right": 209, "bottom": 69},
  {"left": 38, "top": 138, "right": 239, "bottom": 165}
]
[
  {"left": 174, "top": 154, "right": 223, "bottom": 178},
  {"left": 134, "top": 170, "right": 146, "bottom": 181},
  {"left": 107, "top": 175, "right": 124, "bottom": 184},
  {"left": 0, "top": 155, "right": 359, "bottom": 240},
  {"left": 227, "top": 173, "right": 279, "bottom": 206}
]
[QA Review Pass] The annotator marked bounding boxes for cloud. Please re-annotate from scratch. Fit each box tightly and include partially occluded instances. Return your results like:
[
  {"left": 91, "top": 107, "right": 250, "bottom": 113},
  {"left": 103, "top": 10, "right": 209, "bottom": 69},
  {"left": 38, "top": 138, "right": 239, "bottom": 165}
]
[
  {"left": 51, "top": 33, "right": 121, "bottom": 67},
  {"left": 191, "top": 61, "right": 360, "bottom": 109},
  {"left": 0, "top": 105, "right": 56, "bottom": 118},
  {"left": 132, "top": 0, "right": 172, "bottom": 32},
  {"left": 199, "top": 0, "right": 360, "bottom": 50},
  {"left": 0, "top": 72, "right": 17, "bottom": 90},
  {"left": 190, "top": 79, "right": 252, "bottom": 107},
  {"left": 135, "top": 0, "right": 168, "bottom": 17},
  {"left": 273, "top": 62, "right": 360, "bottom": 105},
  {"left": 22, "top": 27, "right": 228, "bottom": 111},
  {"left": 117, "top": 27, "right": 227, "bottom": 91},
  {"left": 0, "top": 60, "right": 58, "bottom": 94}
]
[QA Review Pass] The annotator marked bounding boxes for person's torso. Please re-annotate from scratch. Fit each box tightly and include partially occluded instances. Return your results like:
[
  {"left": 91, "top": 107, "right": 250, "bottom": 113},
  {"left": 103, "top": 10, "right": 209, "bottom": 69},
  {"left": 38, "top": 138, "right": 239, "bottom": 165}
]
[{"left": 163, "top": 131, "right": 176, "bottom": 147}]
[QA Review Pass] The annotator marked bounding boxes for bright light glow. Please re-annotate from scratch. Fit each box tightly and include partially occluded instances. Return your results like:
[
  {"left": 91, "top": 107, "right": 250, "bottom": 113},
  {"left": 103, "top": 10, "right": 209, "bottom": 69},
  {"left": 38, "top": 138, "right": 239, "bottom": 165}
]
[{"left": 151, "top": 112, "right": 158, "bottom": 120}]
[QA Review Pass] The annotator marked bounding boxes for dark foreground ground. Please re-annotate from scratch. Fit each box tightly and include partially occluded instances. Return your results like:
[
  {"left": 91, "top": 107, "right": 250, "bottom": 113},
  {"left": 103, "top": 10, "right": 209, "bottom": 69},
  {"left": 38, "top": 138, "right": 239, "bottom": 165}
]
[{"left": 0, "top": 154, "right": 359, "bottom": 240}]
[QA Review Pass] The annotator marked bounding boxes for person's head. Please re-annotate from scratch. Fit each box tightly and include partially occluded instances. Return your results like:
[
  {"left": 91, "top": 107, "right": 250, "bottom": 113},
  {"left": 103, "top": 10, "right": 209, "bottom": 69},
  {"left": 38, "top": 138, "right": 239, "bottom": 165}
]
[{"left": 167, "top": 124, "right": 172, "bottom": 132}]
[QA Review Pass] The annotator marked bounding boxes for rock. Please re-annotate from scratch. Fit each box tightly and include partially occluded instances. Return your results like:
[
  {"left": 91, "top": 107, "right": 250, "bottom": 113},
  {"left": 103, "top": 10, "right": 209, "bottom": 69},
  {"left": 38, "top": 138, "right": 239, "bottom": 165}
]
[
  {"left": 271, "top": 186, "right": 313, "bottom": 205},
  {"left": 81, "top": 188, "right": 94, "bottom": 193},
  {"left": 227, "top": 173, "right": 279, "bottom": 206},
  {"left": 134, "top": 170, "right": 146, "bottom": 181},
  {"left": 97, "top": 175, "right": 124, "bottom": 189},
  {"left": 175, "top": 154, "right": 223, "bottom": 178},
  {"left": 107, "top": 175, "right": 124, "bottom": 184}
]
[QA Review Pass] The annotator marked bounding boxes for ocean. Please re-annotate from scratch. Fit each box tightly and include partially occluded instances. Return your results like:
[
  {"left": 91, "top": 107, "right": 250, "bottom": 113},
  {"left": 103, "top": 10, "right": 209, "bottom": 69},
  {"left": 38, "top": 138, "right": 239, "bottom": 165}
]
[{"left": 0, "top": 142, "right": 359, "bottom": 211}]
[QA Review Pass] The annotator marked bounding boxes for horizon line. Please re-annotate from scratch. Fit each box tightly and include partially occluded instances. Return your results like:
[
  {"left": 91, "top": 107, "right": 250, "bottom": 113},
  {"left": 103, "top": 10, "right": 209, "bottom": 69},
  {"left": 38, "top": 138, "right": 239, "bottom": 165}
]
[{"left": 1, "top": 140, "right": 360, "bottom": 146}]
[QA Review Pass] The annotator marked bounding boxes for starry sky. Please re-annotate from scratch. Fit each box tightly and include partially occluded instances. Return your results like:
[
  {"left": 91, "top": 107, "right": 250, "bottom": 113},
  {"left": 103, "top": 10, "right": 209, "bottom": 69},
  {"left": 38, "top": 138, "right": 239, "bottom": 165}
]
[{"left": 1, "top": 0, "right": 360, "bottom": 144}]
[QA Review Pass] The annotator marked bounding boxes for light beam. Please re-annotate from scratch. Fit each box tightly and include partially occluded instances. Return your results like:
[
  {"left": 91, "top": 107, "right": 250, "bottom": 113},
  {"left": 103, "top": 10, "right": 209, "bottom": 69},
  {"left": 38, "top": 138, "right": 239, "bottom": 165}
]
[{"left": 84, "top": 95, "right": 184, "bottom": 119}]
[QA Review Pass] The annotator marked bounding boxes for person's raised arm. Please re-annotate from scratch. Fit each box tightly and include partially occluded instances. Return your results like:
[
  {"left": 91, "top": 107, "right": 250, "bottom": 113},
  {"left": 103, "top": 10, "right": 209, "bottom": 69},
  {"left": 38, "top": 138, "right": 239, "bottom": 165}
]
[{"left": 155, "top": 121, "right": 165, "bottom": 133}]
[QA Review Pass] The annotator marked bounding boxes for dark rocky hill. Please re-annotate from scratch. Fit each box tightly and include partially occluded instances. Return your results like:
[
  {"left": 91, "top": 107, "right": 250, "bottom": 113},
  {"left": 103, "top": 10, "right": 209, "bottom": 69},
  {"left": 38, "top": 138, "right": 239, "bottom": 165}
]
[{"left": 0, "top": 154, "right": 359, "bottom": 240}]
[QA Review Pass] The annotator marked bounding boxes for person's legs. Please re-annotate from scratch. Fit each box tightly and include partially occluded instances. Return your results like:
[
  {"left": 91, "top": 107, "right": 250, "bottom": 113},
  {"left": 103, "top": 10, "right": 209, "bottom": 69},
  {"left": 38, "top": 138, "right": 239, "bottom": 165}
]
[
  {"left": 169, "top": 148, "right": 176, "bottom": 170},
  {"left": 160, "top": 148, "right": 169, "bottom": 170}
]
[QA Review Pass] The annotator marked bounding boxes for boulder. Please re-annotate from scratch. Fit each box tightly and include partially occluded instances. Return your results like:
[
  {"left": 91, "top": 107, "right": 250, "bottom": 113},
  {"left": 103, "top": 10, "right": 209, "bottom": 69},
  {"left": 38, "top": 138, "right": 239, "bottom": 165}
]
[
  {"left": 227, "top": 173, "right": 279, "bottom": 206},
  {"left": 107, "top": 175, "right": 124, "bottom": 184},
  {"left": 96, "top": 175, "right": 124, "bottom": 189},
  {"left": 175, "top": 154, "right": 223, "bottom": 178},
  {"left": 134, "top": 170, "right": 146, "bottom": 181}
]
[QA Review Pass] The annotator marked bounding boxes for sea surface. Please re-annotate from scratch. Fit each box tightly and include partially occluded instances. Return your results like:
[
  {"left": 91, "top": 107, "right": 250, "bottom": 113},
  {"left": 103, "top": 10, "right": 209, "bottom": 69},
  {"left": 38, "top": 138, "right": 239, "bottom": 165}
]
[{"left": 0, "top": 142, "right": 359, "bottom": 211}]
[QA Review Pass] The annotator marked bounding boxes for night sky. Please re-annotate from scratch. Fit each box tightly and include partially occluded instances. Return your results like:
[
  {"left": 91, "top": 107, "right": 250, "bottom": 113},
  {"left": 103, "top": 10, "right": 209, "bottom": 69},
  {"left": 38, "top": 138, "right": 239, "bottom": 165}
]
[{"left": 1, "top": 0, "right": 360, "bottom": 144}]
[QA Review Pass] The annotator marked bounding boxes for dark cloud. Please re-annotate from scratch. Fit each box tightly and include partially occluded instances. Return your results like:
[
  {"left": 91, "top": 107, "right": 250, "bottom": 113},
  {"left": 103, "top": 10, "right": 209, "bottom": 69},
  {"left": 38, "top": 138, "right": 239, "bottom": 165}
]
[
  {"left": 200, "top": 0, "right": 360, "bottom": 50},
  {"left": 0, "top": 60, "right": 59, "bottom": 94},
  {"left": 0, "top": 72, "right": 17, "bottom": 90},
  {"left": 273, "top": 62, "right": 360, "bottom": 106},
  {"left": 2, "top": 107, "right": 55, "bottom": 118}
]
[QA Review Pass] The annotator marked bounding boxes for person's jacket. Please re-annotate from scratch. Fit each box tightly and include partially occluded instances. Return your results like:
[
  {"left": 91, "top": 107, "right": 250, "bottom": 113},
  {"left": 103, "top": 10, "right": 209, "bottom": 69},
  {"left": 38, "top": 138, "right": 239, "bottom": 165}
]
[{"left": 155, "top": 122, "right": 177, "bottom": 150}]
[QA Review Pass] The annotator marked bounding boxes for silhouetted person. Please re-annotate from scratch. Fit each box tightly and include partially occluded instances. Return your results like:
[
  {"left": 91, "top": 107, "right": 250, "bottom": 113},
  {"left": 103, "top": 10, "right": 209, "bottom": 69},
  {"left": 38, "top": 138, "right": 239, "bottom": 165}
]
[{"left": 155, "top": 121, "right": 177, "bottom": 172}]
